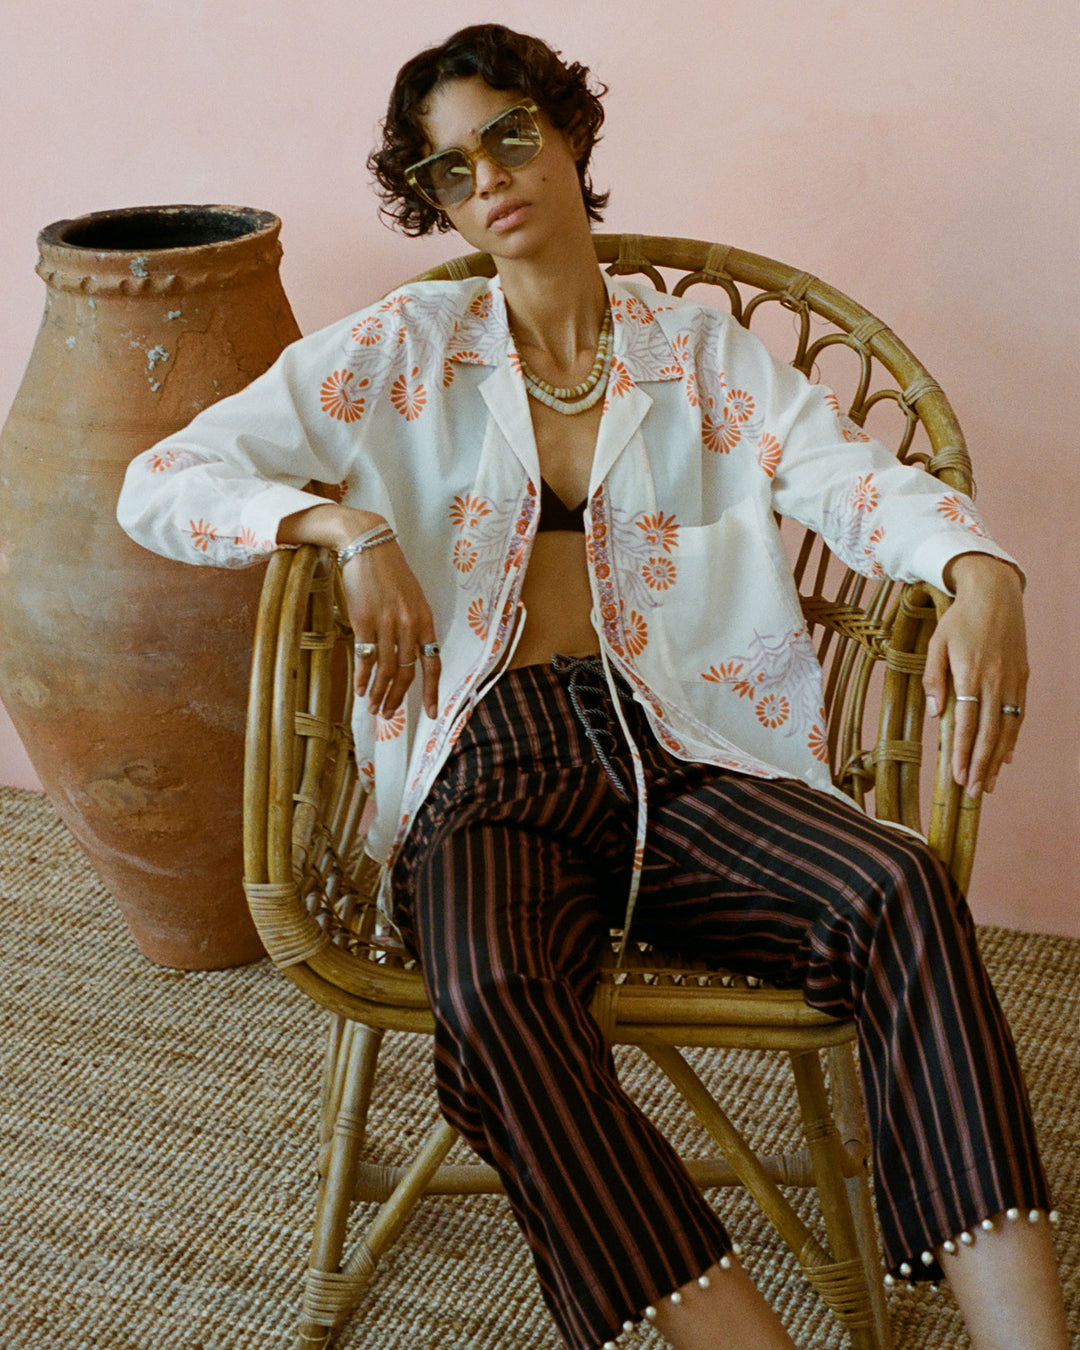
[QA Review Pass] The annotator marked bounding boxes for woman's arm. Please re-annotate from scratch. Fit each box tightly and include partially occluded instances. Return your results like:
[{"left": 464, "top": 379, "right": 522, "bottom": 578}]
[{"left": 277, "top": 502, "right": 441, "bottom": 720}]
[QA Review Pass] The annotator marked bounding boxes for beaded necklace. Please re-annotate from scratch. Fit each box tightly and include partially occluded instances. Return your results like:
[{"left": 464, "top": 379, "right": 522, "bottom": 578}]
[{"left": 518, "top": 308, "right": 613, "bottom": 416}]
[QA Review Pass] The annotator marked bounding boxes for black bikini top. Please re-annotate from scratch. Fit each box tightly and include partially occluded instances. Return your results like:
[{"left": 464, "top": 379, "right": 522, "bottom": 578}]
[{"left": 537, "top": 477, "right": 587, "bottom": 533}]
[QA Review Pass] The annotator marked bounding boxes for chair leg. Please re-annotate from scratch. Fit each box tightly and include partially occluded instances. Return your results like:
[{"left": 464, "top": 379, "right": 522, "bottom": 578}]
[
  {"left": 828, "top": 1044, "right": 893, "bottom": 1350},
  {"left": 297, "top": 1020, "right": 383, "bottom": 1349},
  {"left": 789, "top": 1049, "right": 886, "bottom": 1350},
  {"left": 296, "top": 1019, "right": 461, "bottom": 1349}
]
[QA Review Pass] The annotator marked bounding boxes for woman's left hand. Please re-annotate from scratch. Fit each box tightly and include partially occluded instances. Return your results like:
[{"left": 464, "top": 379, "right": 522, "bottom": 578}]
[{"left": 923, "top": 553, "right": 1028, "bottom": 797}]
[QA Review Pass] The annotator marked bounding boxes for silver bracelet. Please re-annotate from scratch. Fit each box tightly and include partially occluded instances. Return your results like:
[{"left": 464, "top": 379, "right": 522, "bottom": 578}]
[{"left": 337, "top": 525, "right": 396, "bottom": 568}]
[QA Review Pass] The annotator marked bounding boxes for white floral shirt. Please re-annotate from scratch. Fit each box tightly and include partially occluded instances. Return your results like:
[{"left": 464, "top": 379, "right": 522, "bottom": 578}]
[{"left": 118, "top": 272, "right": 1016, "bottom": 885}]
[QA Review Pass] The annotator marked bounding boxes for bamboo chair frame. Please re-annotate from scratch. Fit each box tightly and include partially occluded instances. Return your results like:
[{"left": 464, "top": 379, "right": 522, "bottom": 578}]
[{"left": 242, "top": 234, "right": 982, "bottom": 1350}]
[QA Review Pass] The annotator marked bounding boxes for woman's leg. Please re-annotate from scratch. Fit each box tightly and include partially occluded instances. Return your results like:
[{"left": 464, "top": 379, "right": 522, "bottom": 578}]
[
  {"left": 392, "top": 668, "right": 744, "bottom": 1350},
  {"left": 632, "top": 764, "right": 1068, "bottom": 1347}
]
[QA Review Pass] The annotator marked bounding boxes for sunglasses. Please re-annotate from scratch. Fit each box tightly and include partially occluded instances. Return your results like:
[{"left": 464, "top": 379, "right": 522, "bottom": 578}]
[{"left": 406, "top": 101, "right": 544, "bottom": 210}]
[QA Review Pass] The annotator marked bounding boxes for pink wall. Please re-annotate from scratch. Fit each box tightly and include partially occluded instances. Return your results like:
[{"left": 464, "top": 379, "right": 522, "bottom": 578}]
[{"left": 2, "top": 0, "right": 1077, "bottom": 936}]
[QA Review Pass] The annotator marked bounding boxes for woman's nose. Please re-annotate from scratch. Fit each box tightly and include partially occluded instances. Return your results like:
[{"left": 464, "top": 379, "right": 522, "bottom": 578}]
[{"left": 473, "top": 151, "right": 511, "bottom": 196}]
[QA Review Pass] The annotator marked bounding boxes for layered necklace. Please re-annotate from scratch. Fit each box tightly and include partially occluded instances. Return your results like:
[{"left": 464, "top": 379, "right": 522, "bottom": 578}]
[{"left": 518, "top": 307, "right": 613, "bottom": 416}]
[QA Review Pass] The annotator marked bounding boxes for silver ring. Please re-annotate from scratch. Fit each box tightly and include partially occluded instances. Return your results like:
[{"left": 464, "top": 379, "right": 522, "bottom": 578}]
[
  {"left": 420, "top": 642, "right": 441, "bottom": 658},
  {"left": 1001, "top": 704, "right": 1024, "bottom": 717},
  {"left": 955, "top": 694, "right": 980, "bottom": 704},
  {"left": 353, "top": 641, "right": 377, "bottom": 659}
]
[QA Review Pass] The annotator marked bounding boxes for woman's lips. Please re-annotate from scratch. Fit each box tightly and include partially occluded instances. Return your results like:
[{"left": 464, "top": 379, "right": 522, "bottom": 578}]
[{"left": 486, "top": 200, "right": 530, "bottom": 231}]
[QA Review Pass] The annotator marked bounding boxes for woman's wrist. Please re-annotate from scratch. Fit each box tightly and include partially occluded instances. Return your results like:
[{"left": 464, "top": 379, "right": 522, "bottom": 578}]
[{"left": 277, "top": 503, "right": 386, "bottom": 551}]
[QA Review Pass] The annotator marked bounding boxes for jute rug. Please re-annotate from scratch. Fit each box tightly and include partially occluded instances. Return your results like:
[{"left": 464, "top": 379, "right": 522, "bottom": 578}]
[{"left": 0, "top": 785, "right": 1076, "bottom": 1349}]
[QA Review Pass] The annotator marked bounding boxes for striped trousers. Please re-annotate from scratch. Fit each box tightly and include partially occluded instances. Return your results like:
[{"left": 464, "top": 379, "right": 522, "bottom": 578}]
[{"left": 391, "top": 659, "right": 1049, "bottom": 1350}]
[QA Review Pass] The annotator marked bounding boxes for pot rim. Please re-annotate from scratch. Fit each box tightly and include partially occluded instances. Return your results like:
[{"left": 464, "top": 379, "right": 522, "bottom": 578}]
[
  {"left": 35, "top": 205, "right": 285, "bottom": 296},
  {"left": 39, "top": 204, "right": 281, "bottom": 257}
]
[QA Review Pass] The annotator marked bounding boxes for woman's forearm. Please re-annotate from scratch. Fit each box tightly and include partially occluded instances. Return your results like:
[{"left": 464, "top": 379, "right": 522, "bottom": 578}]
[{"left": 276, "top": 502, "right": 387, "bottom": 551}]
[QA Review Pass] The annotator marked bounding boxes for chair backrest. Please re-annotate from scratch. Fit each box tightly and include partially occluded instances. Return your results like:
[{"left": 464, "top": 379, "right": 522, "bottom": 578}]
[{"left": 243, "top": 234, "right": 980, "bottom": 998}]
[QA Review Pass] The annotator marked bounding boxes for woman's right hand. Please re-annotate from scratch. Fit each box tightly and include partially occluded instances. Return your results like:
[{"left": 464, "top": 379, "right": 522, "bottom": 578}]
[
  {"left": 340, "top": 537, "right": 441, "bottom": 720},
  {"left": 277, "top": 503, "right": 441, "bottom": 720}
]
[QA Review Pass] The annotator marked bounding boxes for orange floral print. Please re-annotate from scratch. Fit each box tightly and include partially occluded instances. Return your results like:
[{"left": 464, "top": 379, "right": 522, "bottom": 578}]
[
  {"left": 641, "top": 555, "right": 678, "bottom": 590},
  {"left": 756, "top": 433, "right": 782, "bottom": 478},
  {"left": 808, "top": 722, "right": 830, "bottom": 763},
  {"left": 703, "top": 661, "right": 743, "bottom": 684},
  {"left": 320, "top": 370, "right": 368, "bottom": 423},
  {"left": 189, "top": 519, "right": 218, "bottom": 552},
  {"left": 850, "top": 475, "right": 879, "bottom": 513},
  {"left": 351, "top": 315, "right": 383, "bottom": 345},
  {"left": 390, "top": 366, "right": 427, "bottom": 421},
  {"left": 469, "top": 292, "right": 493, "bottom": 319},
  {"left": 624, "top": 610, "right": 649, "bottom": 656},
  {"left": 702, "top": 403, "right": 741, "bottom": 455},
  {"left": 623, "top": 295, "right": 652, "bottom": 325},
  {"left": 467, "top": 597, "right": 488, "bottom": 639},
  {"left": 442, "top": 359, "right": 456, "bottom": 388},
  {"left": 607, "top": 357, "right": 633, "bottom": 399},
  {"left": 937, "top": 495, "right": 988, "bottom": 536},
  {"left": 726, "top": 388, "right": 755, "bottom": 422},
  {"left": 149, "top": 449, "right": 177, "bottom": 472},
  {"left": 378, "top": 293, "right": 412, "bottom": 315},
  {"left": 841, "top": 422, "right": 872, "bottom": 443},
  {"left": 453, "top": 539, "right": 478, "bottom": 573},
  {"left": 635, "top": 512, "right": 680, "bottom": 553},
  {"left": 449, "top": 494, "right": 493, "bottom": 530},
  {"left": 755, "top": 693, "right": 791, "bottom": 729},
  {"left": 376, "top": 707, "right": 407, "bottom": 741}
]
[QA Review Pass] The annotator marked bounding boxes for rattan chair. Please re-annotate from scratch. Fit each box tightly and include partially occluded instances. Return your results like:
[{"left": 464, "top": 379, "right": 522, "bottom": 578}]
[{"left": 242, "top": 234, "right": 982, "bottom": 1350}]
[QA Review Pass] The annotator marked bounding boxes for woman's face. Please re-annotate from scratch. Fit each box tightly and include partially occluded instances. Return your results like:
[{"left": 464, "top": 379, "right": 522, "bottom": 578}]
[{"left": 417, "top": 75, "right": 588, "bottom": 260}]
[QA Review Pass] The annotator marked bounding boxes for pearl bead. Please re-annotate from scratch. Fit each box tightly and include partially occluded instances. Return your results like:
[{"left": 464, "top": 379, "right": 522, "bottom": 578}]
[
  {"left": 697, "top": 1274, "right": 711, "bottom": 1289},
  {"left": 1006, "top": 1207, "right": 1020, "bottom": 1221},
  {"left": 623, "top": 1322, "right": 635, "bottom": 1333},
  {"left": 943, "top": 1239, "right": 957, "bottom": 1254},
  {"left": 731, "top": 1241, "right": 743, "bottom": 1256},
  {"left": 720, "top": 1255, "right": 732, "bottom": 1270},
  {"left": 669, "top": 1291, "right": 683, "bottom": 1306},
  {"left": 1029, "top": 1209, "right": 1041, "bottom": 1223},
  {"left": 603, "top": 1342, "right": 616, "bottom": 1349},
  {"left": 899, "top": 1262, "right": 911, "bottom": 1277},
  {"left": 644, "top": 1306, "right": 657, "bottom": 1321},
  {"left": 883, "top": 1273, "right": 895, "bottom": 1288},
  {"left": 960, "top": 1230, "right": 975, "bottom": 1246},
  {"left": 1049, "top": 1210, "right": 1061, "bottom": 1225},
  {"left": 981, "top": 1218, "right": 994, "bottom": 1232}
]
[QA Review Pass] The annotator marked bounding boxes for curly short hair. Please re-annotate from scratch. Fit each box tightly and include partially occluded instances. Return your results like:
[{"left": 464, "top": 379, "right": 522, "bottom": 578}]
[{"left": 368, "top": 23, "right": 609, "bottom": 236}]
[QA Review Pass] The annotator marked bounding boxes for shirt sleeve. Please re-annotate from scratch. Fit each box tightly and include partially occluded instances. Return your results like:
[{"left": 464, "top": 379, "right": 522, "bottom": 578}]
[
  {"left": 116, "top": 311, "right": 389, "bottom": 568},
  {"left": 714, "top": 316, "right": 1022, "bottom": 593}
]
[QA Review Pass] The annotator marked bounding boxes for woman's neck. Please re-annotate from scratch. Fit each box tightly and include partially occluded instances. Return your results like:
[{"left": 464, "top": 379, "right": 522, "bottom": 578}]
[{"left": 497, "top": 242, "right": 609, "bottom": 370}]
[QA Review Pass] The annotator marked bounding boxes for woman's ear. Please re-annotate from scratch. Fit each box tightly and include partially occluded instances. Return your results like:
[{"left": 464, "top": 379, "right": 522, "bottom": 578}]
[{"left": 564, "top": 114, "right": 589, "bottom": 164}]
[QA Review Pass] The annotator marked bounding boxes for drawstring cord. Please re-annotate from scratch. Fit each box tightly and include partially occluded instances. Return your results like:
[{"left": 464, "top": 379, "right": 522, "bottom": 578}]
[{"left": 551, "top": 652, "right": 648, "bottom": 967}]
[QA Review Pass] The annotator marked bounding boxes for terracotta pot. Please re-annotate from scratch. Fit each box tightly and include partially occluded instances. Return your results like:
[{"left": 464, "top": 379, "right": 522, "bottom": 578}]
[{"left": 0, "top": 205, "right": 302, "bottom": 968}]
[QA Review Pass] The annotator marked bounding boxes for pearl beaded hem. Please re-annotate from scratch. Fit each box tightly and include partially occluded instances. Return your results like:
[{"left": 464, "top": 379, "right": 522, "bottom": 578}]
[
  {"left": 882, "top": 1207, "right": 1061, "bottom": 1290},
  {"left": 598, "top": 1248, "right": 738, "bottom": 1348}
]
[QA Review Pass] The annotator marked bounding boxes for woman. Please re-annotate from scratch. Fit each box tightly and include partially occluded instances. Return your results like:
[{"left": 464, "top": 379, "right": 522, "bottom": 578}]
[{"left": 118, "top": 24, "right": 1069, "bottom": 1350}]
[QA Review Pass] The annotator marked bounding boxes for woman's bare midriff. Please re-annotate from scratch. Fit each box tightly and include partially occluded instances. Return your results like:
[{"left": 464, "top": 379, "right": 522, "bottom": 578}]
[{"left": 507, "top": 531, "right": 600, "bottom": 668}]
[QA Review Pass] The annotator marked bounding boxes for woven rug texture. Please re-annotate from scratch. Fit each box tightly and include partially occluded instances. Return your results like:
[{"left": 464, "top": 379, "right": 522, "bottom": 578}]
[{"left": 0, "top": 785, "right": 1076, "bottom": 1349}]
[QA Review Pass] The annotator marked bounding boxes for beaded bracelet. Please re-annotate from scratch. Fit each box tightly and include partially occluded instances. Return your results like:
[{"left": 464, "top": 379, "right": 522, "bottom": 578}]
[{"left": 337, "top": 525, "right": 396, "bottom": 569}]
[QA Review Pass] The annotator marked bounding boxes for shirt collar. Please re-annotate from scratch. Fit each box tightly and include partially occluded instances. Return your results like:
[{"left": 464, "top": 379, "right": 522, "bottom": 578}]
[{"left": 446, "top": 272, "right": 685, "bottom": 383}]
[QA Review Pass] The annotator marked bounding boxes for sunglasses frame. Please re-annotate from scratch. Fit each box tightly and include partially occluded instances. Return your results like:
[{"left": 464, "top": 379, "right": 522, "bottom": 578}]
[{"left": 406, "top": 101, "right": 544, "bottom": 211}]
